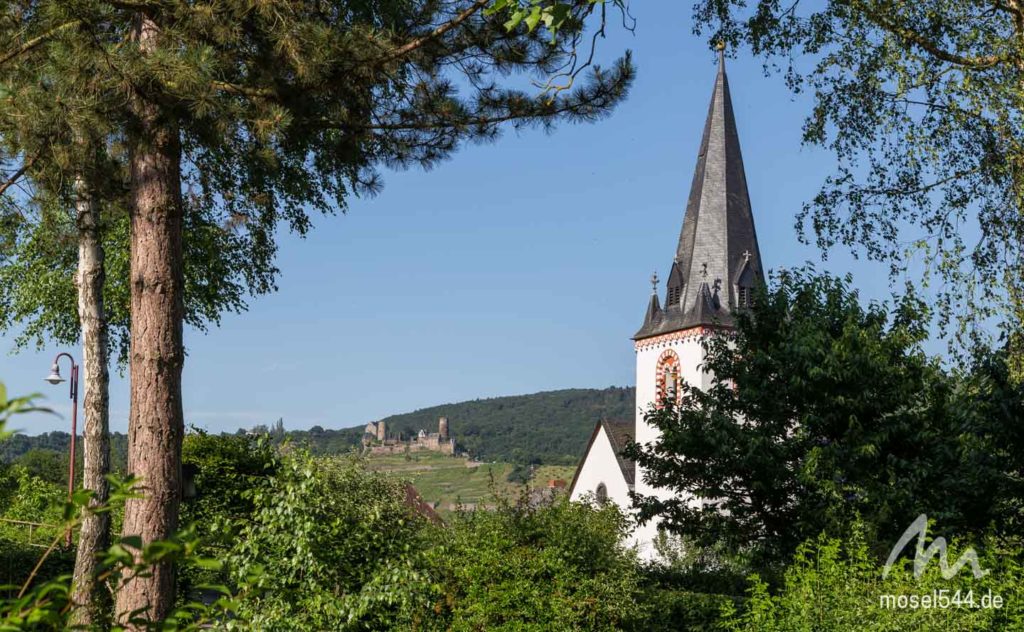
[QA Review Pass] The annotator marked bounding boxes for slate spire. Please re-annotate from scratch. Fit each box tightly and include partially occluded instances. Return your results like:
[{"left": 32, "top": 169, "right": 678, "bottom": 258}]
[
  {"left": 636, "top": 50, "right": 764, "bottom": 339},
  {"left": 641, "top": 271, "right": 663, "bottom": 331}
]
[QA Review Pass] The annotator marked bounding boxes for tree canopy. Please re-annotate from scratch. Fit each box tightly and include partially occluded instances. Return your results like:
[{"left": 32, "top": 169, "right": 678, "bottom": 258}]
[
  {"left": 0, "top": 0, "right": 632, "bottom": 363},
  {"left": 687, "top": 0, "right": 1024, "bottom": 366},
  {"left": 0, "top": 2, "right": 634, "bottom": 617}
]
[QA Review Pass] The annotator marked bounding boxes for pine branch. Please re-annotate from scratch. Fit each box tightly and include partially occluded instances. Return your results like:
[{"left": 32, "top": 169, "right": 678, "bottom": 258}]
[
  {"left": 381, "top": 0, "right": 490, "bottom": 63},
  {"left": 210, "top": 81, "right": 277, "bottom": 99},
  {"left": 103, "top": 0, "right": 166, "bottom": 9},
  {"left": 0, "top": 154, "right": 37, "bottom": 198},
  {"left": 0, "top": 20, "right": 82, "bottom": 68},
  {"left": 312, "top": 100, "right": 593, "bottom": 132}
]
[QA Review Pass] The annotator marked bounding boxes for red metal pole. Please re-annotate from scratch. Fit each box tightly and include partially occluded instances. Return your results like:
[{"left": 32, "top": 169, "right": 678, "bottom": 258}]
[
  {"left": 66, "top": 363, "right": 78, "bottom": 547},
  {"left": 48, "top": 352, "right": 80, "bottom": 548}
]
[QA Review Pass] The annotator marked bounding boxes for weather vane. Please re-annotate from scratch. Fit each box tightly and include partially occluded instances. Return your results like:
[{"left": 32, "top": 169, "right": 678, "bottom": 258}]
[{"left": 650, "top": 271, "right": 659, "bottom": 294}]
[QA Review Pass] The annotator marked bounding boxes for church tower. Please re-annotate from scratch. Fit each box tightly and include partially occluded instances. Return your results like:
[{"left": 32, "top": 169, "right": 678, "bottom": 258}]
[
  {"left": 568, "top": 50, "right": 765, "bottom": 558},
  {"left": 630, "top": 50, "right": 764, "bottom": 552}
]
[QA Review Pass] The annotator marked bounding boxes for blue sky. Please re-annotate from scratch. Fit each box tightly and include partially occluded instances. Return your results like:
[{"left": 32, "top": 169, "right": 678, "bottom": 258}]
[{"left": 1, "top": 3, "right": 898, "bottom": 435}]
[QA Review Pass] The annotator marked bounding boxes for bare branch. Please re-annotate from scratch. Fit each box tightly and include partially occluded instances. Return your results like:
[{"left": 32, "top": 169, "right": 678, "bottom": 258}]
[{"left": 0, "top": 154, "right": 37, "bottom": 198}]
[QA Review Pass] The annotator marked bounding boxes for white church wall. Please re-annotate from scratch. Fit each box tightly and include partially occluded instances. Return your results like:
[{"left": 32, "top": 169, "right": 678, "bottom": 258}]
[
  {"left": 632, "top": 330, "right": 710, "bottom": 559},
  {"left": 569, "top": 426, "right": 631, "bottom": 508}
]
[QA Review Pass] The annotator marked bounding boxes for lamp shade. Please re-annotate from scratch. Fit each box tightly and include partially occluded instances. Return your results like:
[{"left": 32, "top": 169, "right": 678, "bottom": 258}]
[{"left": 44, "top": 364, "right": 64, "bottom": 385}]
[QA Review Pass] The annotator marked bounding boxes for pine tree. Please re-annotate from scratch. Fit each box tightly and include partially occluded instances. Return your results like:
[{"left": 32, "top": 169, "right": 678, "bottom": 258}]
[{"left": 0, "top": 0, "right": 632, "bottom": 623}]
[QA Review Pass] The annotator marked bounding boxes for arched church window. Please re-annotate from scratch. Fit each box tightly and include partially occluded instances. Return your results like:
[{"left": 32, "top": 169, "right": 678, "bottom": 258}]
[
  {"left": 655, "top": 349, "right": 682, "bottom": 406},
  {"left": 595, "top": 483, "right": 608, "bottom": 504}
]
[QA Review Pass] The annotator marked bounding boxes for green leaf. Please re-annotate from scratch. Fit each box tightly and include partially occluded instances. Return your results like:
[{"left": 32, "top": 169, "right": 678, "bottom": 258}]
[
  {"left": 193, "top": 557, "right": 223, "bottom": 571},
  {"left": 524, "top": 6, "right": 543, "bottom": 32},
  {"left": 484, "top": 0, "right": 513, "bottom": 16},
  {"left": 504, "top": 11, "right": 526, "bottom": 31}
]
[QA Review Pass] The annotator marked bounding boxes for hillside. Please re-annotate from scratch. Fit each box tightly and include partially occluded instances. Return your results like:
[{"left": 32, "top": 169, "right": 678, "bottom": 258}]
[
  {"left": 2, "top": 387, "right": 636, "bottom": 468},
  {"left": 361, "top": 452, "right": 577, "bottom": 513},
  {"left": 286, "top": 386, "right": 636, "bottom": 465},
  {"left": 378, "top": 387, "right": 635, "bottom": 464}
]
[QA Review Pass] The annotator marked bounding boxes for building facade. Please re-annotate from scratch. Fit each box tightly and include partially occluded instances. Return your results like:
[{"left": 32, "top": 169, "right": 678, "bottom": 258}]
[{"left": 569, "top": 51, "right": 764, "bottom": 559}]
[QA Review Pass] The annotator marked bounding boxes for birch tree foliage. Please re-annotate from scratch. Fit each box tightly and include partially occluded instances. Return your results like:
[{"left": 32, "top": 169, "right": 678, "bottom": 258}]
[
  {"left": 684, "top": 0, "right": 1024, "bottom": 368},
  {"left": 0, "top": 191, "right": 277, "bottom": 365}
]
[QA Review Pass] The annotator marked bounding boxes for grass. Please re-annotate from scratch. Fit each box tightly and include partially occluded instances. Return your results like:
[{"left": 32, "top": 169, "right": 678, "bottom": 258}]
[
  {"left": 531, "top": 464, "right": 577, "bottom": 485},
  {"left": 364, "top": 452, "right": 576, "bottom": 514}
]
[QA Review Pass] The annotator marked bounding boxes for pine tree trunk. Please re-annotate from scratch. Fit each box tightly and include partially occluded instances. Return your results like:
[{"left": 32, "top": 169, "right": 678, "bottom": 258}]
[
  {"left": 114, "top": 13, "right": 185, "bottom": 626},
  {"left": 70, "top": 175, "right": 112, "bottom": 627}
]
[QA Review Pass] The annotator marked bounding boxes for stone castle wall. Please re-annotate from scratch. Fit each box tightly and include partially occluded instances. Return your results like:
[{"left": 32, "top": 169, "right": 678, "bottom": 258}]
[{"left": 362, "top": 417, "right": 456, "bottom": 456}]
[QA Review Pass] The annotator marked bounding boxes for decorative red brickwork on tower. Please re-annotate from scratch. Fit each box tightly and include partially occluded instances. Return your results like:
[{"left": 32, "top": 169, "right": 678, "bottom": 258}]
[
  {"left": 633, "top": 326, "right": 710, "bottom": 352},
  {"left": 655, "top": 349, "right": 682, "bottom": 407}
]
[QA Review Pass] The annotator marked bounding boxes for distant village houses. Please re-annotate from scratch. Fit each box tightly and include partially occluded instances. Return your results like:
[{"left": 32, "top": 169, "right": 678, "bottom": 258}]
[{"left": 362, "top": 416, "right": 456, "bottom": 456}]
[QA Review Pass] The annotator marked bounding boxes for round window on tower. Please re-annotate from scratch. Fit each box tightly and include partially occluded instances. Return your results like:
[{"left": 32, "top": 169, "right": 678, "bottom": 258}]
[{"left": 595, "top": 483, "right": 608, "bottom": 504}]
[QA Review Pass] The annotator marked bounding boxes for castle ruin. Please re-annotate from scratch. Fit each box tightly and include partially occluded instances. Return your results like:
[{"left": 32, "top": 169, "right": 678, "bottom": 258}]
[{"left": 362, "top": 416, "right": 456, "bottom": 456}]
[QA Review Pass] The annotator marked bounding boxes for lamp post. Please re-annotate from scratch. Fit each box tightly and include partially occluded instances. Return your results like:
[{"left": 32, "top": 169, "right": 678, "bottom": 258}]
[{"left": 44, "top": 352, "right": 79, "bottom": 547}]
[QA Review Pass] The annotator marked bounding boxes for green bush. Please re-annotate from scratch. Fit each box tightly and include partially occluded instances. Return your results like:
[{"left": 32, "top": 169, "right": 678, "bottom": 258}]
[
  {"left": 0, "top": 466, "right": 66, "bottom": 543},
  {"left": 223, "top": 453, "right": 431, "bottom": 631},
  {"left": 0, "top": 538, "right": 74, "bottom": 595},
  {"left": 642, "top": 589, "right": 737, "bottom": 632},
  {"left": 420, "top": 493, "right": 645, "bottom": 631},
  {"left": 721, "top": 528, "right": 1024, "bottom": 631},
  {"left": 178, "top": 431, "right": 277, "bottom": 600}
]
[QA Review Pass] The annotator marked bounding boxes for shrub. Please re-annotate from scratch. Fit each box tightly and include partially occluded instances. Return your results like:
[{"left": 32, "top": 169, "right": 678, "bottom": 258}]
[
  {"left": 224, "top": 453, "right": 431, "bottom": 631},
  {"left": 420, "top": 493, "right": 645, "bottom": 631},
  {"left": 720, "top": 527, "right": 1024, "bottom": 631},
  {"left": 642, "top": 589, "right": 737, "bottom": 632},
  {"left": 178, "top": 431, "right": 277, "bottom": 600}
]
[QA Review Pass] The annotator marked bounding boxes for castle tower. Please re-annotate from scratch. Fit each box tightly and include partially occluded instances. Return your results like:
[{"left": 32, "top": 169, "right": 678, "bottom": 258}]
[
  {"left": 377, "top": 420, "right": 387, "bottom": 442},
  {"left": 438, "top": 416, "right": 449, "bottom": 440},
  {"left": 631, "top": 50, "right": 764, "bottom": 553}
]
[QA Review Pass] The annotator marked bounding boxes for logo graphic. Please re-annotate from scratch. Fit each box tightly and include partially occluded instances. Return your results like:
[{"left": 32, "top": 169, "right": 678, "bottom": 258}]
[{"left": 883, "top": 514, "right": 988, "bottom": 580}]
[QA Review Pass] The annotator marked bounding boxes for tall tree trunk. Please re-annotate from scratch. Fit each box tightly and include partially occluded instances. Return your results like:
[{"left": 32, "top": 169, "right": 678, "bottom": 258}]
[
  {"left": 114, "top": 13, "right": 185, "bottom": 626},
  {"left": 70, "top": 174, "right": 112, "bottom": 627}
]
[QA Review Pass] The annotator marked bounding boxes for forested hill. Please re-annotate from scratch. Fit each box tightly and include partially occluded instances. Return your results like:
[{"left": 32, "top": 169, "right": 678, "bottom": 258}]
[
  {"left": 377, "top": 387, "right": 635, "bottom": 465},
  {"left": 1, "top": 387, "right": 636, "bottom": 468},
  {"left": 287, "top": 386, "right": 636, "bottom": 465}
]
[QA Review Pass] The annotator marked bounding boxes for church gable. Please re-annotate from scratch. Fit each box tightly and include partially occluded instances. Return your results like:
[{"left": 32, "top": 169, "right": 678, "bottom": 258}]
[{"left": 569, "top": 419, "right": 635, "bottom": 505}]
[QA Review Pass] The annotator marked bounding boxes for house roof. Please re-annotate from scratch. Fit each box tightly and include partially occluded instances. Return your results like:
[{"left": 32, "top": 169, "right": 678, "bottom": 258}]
[
  {"left": 636, "top": 50, "right": 764, "bottom": 339},
  {"left": 403, "top": 483, "right": 443, "bottom": 525},
  {"left": 568, "top": 418, "right": 636, "bottom": 497}
]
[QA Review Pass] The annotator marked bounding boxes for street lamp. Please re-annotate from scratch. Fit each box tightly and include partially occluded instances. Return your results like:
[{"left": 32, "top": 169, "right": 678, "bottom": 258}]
[{"left": 44, "top": 352, "right": 78, "bottom": 547}]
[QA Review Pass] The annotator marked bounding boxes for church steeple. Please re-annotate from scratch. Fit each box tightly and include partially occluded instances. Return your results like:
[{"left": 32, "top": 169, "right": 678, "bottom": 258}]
[{"left": 636, "top": 49, "right": 763, "bottom": 340}]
